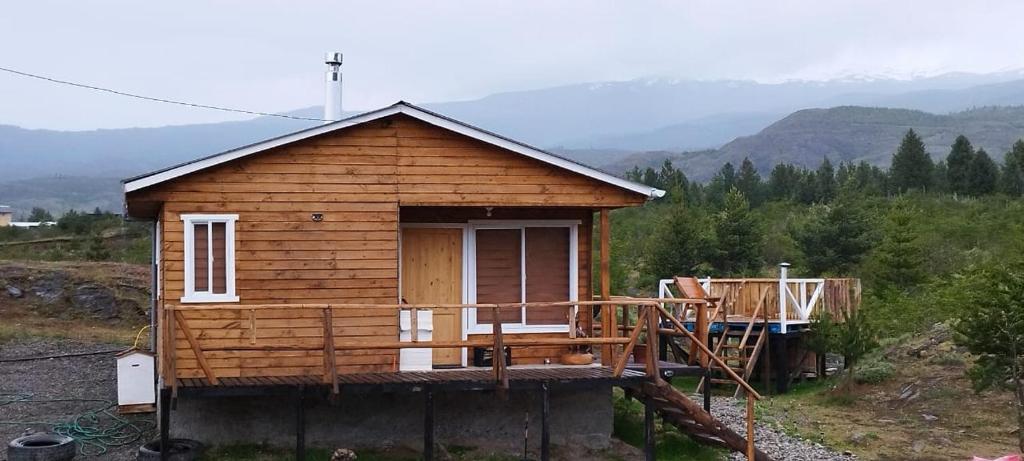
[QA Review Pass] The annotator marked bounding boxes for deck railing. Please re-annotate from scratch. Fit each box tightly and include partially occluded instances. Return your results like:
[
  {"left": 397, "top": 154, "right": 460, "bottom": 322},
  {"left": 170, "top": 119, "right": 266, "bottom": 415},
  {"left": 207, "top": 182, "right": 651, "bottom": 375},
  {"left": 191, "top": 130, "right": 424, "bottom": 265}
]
[
  {"left": 161, "top": 298, "right": 763, "bottom": 459},
  {"left": 161, "top": 299, "right": 758, "bottom": 394},
  {"left": 658, "top": 265, "right": 861, "bottom": 334}
]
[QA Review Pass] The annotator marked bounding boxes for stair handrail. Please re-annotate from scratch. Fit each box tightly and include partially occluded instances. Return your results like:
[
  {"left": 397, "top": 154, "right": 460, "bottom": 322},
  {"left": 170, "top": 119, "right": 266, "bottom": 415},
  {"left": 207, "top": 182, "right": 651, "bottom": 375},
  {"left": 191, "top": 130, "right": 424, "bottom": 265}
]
[{"left": 655, "top": 304, "right": 762, "bottom": 400}]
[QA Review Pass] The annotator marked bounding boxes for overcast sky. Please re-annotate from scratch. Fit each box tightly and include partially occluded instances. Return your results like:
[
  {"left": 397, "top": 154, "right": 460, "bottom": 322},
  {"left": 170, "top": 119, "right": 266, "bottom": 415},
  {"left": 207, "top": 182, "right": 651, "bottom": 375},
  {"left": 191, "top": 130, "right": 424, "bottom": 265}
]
[{"left": 3, "top": 0, "right": 1024, "bottom": 130}]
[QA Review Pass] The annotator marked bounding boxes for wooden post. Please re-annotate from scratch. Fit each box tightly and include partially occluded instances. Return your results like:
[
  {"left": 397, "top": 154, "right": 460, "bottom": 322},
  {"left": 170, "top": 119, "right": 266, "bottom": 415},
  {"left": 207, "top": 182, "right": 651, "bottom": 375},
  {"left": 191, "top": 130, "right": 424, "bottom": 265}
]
[
  {"left": 541, "top": 382, "right": 550, "bottom": 461},
  {"left": 599, "top": 209, "right": 613, "bottom": 366},
  {"left": 746, "top": 391, "right": 755, "bottom": 460},
  {"left": 159, "top": 388, "right": 170, "bottom": 461},
  {"left": 695, "top": 301, "right": 708, "bottom": 368},
  {"left": 644, "top": 399, "right": 656, "bottom": 461},
  {"left": 411, "top": 307, "right": 418, "bottom": 342},
  {"left": 424, "top": 386, "right": 435, "bottom": 461},
  {"left": 322, "top": 308, "right": 339, "bottom": 393},
  {"left": 645, "top": 306, "right": 660, "bottom": 382},
  {"left": 174, "top": 311, "right": 217, "bottom": 385},
  {"left": 164, "top": 308, "right": 178, "bottom": 398},
  {"left": 772, "top": 335, "right": 788, "bottom": 394},
  {"left": 295, "top": 385, "right": 306, "bottom": 461},
  {"left": 493, "top": 307, "right": 509, "bottom": 392}
]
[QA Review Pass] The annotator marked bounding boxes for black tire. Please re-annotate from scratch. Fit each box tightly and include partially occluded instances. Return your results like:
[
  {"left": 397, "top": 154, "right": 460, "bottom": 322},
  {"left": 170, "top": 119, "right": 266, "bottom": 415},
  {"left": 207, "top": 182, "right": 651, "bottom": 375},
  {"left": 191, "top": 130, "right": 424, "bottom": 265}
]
[
  {"left": 6, "top": 433, "right": 76, "bottom": 461},
  {"left": 137, "top": 439, "right": 203, "bottom": 461}
]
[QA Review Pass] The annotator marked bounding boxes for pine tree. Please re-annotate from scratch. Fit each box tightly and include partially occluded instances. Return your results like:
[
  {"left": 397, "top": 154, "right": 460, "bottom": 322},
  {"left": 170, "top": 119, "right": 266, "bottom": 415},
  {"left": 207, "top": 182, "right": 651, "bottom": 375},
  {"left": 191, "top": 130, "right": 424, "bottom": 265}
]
[
  {"left": 706, "top": 162, "right": 737, "bottom": 205},
  {"left": 711, "top": 188, "right": 763, "bottom": 275},
  {"left": 1001, "top": 140, "right": 1024, "bottom": 196},
  {"left": 644, "top": 202, "right": 714, "bottom": 283},
  {"left": 890, "top": 129, "right": 934, "bottom": 192},
  {"left": 796, "top": 170, "right": 819, "bottom": 204},
  {"left": 873, "top": 199, "right": 926, "bottom": 294},
  {"left": 946, "top": 135, "right": 975, "bottom": 195},
  {"left": 791, "top": 191, "right": 876, "bottom": 275},
  {"left": 816, "top": 157, "right": 837, "bottom": 202},
  {"left": 658, "top": 160, "right": 688, "bottom": 195},
  {"left": 641, "top": 167, "right": 659, "bottom": 189},
  {"left": 767, "top": 163, "right": 798, "bottom": 201},
  {"left": 735, "top": 157, "right": 763, "bottom": 205},
  {"left": 954, "top": 260, "right": 1024, "bottom": 452},
  {"left": 932, "top": 160, "right": 949, "bottom": 194},
  {"left": 27, "top": 207, "right": 54, "bottom": 222},
  {"left": 967, "top": 148, "right": 999, "bottom": 196}
]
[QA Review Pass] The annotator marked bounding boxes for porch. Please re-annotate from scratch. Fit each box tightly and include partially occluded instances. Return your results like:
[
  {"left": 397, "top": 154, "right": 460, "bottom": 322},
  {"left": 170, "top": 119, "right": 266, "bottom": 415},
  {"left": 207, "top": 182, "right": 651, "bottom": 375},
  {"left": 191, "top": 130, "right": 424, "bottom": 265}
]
[{"left": 159, "top": 299, "right": 767, "bottom": 461}]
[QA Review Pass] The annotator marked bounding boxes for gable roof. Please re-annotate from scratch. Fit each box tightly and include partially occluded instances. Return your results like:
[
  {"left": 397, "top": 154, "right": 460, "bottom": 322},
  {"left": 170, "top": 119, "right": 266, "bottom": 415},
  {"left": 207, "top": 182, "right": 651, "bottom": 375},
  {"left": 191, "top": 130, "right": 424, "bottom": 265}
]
[{"left": 122, "top": 101, "right": 665, "bottom": 198}]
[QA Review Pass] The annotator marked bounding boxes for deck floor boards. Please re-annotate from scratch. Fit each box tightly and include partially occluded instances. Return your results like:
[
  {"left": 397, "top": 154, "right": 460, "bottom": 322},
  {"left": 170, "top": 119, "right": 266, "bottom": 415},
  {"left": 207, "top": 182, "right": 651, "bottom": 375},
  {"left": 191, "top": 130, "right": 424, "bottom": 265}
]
[{"left": 177, "top": 365, "right": 643, "bottom": 389}]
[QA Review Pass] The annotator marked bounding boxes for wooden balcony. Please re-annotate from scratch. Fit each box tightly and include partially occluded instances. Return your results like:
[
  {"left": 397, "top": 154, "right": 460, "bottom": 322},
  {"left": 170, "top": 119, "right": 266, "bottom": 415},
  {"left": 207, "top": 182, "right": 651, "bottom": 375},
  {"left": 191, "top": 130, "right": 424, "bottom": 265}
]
[{"left": 159, "top": 299, "right": 730, "bottom": 392}]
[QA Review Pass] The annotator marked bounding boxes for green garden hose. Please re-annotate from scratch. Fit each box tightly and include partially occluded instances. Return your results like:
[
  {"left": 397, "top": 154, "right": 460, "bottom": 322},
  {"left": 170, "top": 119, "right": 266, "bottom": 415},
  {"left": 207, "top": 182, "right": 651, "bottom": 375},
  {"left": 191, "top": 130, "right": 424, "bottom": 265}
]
[{"left": 0, "top": 392, "right": 155, "bottom": 456}]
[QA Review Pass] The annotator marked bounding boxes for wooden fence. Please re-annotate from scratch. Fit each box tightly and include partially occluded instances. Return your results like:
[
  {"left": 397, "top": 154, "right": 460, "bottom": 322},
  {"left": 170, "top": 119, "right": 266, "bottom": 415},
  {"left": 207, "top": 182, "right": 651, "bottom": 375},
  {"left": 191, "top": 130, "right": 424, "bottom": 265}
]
[{"left": 659, "top": 273, "right": 861, "bottom": 333}]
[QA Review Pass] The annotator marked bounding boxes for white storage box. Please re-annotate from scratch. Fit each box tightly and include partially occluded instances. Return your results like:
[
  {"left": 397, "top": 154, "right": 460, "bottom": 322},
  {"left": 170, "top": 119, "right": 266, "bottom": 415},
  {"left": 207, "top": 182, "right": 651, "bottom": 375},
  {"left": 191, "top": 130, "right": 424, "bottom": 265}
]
[
  {"left": 116, "top": 349, "right": 156, "bottom": 413},
  {"left": 399, "top": 310, "right": 433, "bottom": 371}
]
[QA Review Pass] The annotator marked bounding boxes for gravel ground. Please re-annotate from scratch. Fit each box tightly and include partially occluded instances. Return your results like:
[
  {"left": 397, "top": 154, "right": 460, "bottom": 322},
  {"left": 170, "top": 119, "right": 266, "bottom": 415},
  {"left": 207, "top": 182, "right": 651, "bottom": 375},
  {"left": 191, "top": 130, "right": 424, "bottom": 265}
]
[
  {"left": 703, "top": 395, "right": 855, "bottom": 461},
  {"left": 0, "top": 339, "right": 155, "bottom": 461}
]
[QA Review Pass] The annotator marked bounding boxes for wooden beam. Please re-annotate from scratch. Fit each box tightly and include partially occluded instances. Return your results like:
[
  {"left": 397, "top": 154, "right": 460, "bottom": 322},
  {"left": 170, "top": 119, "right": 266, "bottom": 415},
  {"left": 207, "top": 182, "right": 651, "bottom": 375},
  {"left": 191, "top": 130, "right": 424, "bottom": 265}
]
[
  {"left": 645, "top": 305, "right": 661, "bottom": 383},
  {"left": 174, "top": 311, "right": 218, "bottom": 385},
  {"left": 493, "top": 307, "right": 509, "bottom": 392},
  {"left": 159, "top": 388, "right": 170, "bottom": 461},
  {"left": 410, "top": 307, "right": 418, "bottom": 342},
  {"left": 746, "top": 393, "right": 755, "bottom": 461},
  {"left": 613, "top": 309, "right": 648, "bottom": 377},
  {"left": 642, "top": 381, "right": 768, "bottom": 461},
  {"left": 322, "top": 308, "right": 339, "bottom": 394},
  {"left": 599, "top": 209, "right": 612, "bottom": 366},
  {"left": 424, "top": 386, "right": 435, "bottom": 461},
  {"left": 295, "top": 386, "right": 306, "bottom": 461},
  {"left": 541, "top": 381, "right": 551, "bottom": 461},
  {"left": 644, "top": 399, "right": 656, "bottom": 461},
  {"left": 656, "top": 305, "right": 762, "bottom": 400},
  {"left": 199, "top": 336, "right": 633, "bottom": 353}
]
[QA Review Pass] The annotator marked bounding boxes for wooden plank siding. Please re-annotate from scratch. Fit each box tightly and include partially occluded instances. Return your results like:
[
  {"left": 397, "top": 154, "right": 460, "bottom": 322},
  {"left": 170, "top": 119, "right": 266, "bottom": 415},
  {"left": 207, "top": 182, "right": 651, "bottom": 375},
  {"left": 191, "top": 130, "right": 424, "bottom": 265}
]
[{"left": 129, "top": 114, "right": 644, "bottom": 379}]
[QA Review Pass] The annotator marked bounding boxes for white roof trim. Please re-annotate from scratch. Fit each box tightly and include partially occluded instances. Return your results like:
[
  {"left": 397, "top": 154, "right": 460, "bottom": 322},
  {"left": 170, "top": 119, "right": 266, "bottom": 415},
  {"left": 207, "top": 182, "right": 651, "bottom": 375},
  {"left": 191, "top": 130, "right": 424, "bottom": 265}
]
[{"left": 123, "top": 102, "right": 665, "bottom": 198}]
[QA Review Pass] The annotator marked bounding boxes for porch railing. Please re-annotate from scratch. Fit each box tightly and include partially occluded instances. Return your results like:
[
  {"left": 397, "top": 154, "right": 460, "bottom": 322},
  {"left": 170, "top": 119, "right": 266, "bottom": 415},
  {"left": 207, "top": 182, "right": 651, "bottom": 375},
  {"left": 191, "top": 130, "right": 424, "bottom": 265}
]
[
  {"left": 658, "top": 264, "right": 861, "bottom": 334},
  {"left": 161, "top": 299, "right": 757, "bottom": 394},
  {"left": 161, "top": 298, "right": 763, "bottom": 459}
]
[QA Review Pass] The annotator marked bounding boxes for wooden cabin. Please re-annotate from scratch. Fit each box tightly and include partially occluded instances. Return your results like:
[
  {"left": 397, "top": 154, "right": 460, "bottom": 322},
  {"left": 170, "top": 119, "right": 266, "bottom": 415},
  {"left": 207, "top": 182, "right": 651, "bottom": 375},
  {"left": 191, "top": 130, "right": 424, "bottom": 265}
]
[
  {"left": 122, "top": 102, "right": 785, "bottom": 461},
  {"left": 125, "top": 101, "right": 663, "bottom": 379}
]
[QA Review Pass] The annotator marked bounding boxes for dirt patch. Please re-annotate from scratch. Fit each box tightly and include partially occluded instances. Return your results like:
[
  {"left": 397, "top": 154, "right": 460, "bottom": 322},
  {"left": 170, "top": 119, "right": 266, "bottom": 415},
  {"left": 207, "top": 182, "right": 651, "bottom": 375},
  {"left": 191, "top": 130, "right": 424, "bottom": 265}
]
[
  {"left": 0, "top": 339, "right": 156, "bottom": 460},
  {"left": 0, "top": 261, "right": 150, "bottom": 345},
  {"left": 759, "top": 323, "right": 1018, "bottom": 460},
  {"left": 0, "top": 260, "right": 150, "bottom": 323}
]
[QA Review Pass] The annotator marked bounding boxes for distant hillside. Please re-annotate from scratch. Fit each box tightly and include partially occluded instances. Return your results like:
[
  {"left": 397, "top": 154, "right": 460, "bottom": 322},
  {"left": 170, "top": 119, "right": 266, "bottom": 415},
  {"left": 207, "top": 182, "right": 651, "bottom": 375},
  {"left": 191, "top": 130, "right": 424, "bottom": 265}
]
[
  {"left": 7, "top": 72, "right": 1024, "bottom": 182},
  {"left": 8, "top": 72, "right": 1024, "bottom": 211},
  {"left": 0, "top": 115, "right": 319, "bottom": 182},
  {"left": 607, "top": 106, "right": 1024, "bottom": 180},
  {"left": 0, "top": 177, "right": 122, "bottom": 217},
  {"left": 566, "top": 112, "right": 781, "bottom": 151}
]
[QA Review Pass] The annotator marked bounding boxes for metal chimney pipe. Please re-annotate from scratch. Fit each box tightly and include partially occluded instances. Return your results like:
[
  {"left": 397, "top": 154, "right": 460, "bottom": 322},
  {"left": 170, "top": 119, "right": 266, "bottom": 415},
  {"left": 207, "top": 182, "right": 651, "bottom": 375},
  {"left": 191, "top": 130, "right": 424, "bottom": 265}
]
[{"left": 324, "top": 52, "right": 343, "bottom": 123}]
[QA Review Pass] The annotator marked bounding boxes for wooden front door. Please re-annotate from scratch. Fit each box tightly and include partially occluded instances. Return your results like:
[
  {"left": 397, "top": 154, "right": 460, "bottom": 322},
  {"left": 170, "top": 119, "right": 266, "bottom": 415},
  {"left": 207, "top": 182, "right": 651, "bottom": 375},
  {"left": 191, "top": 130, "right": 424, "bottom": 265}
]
[{"left": 401, "top": 227, "right": 463, "bottom": 366}]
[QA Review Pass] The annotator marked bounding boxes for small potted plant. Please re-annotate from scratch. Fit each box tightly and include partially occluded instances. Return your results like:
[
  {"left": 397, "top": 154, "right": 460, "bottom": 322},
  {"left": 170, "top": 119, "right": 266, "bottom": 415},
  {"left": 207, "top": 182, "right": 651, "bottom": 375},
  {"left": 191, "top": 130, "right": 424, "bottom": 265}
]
[{"left": 560, "top": 316, "right": 594, "bottom": 365}]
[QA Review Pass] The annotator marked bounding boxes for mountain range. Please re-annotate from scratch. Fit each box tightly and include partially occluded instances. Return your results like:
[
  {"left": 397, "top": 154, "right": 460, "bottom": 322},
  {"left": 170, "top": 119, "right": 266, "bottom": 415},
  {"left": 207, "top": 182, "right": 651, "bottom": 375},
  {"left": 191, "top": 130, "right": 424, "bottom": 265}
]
[
  {"left": 607, "top": 105, "right": 1024, "bottom": 180},
  {"left": 5, "top": 71, "right": 1024, "bottom": 215}
]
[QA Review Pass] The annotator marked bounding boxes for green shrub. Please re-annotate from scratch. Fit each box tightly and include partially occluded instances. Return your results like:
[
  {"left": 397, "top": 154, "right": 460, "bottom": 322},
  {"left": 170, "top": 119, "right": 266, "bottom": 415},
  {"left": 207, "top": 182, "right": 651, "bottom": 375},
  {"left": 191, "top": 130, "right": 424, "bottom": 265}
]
[{"left": 854, "top": 359, "right": 895, "bottom": 384}]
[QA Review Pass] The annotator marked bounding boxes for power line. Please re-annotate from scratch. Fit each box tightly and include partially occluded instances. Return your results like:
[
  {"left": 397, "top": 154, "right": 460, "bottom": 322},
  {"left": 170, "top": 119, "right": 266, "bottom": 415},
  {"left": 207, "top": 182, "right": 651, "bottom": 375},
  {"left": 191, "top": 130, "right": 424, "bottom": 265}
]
[{"left": 0, "top": 65, "right": 332, "bottom": 122}]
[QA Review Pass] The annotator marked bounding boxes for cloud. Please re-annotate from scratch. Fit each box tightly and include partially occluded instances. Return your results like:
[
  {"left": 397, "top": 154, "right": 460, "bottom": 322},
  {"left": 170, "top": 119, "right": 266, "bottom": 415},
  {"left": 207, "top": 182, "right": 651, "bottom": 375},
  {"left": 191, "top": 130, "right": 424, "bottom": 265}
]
[{"left": 1, "top": 0, "right": 1023, "bottom": 129}]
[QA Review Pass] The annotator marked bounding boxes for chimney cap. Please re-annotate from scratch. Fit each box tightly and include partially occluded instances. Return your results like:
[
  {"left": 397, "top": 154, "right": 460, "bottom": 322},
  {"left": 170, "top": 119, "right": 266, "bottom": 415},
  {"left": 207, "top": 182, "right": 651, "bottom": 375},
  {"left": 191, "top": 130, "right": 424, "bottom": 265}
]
[{"left": 325, "top": 52, "right": 343, "bottom": 65}]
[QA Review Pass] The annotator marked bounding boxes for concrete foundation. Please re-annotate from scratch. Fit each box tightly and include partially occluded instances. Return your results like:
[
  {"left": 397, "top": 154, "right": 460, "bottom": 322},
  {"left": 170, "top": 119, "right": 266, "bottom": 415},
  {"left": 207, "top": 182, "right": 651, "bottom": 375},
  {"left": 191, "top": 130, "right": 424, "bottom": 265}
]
[{"left": 170, "top": 385, "right": 613, "bottom": 452}]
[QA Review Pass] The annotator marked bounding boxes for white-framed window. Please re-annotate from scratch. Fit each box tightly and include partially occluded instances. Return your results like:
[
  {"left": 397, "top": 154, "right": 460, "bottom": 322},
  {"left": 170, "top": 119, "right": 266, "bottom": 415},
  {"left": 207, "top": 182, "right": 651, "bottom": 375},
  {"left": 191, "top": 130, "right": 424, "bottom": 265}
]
[
  {"left": 181, "top": 214, "right": 239, "bottom": 303},
  {"left": 466, "top": 220, "right": 579, "bottom": 334}
]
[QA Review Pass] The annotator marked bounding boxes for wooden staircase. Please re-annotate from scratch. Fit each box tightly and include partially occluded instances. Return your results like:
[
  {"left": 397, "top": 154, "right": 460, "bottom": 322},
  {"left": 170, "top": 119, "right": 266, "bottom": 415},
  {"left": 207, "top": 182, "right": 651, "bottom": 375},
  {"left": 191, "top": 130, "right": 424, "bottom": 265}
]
[
  {"left": 621, "top": 301, "right": 768, "bottom": 460},
  {"left": 628, "top": 381, "right": 769, "bottom": 461},
  {"left": 697, "top": 289, "right": 770, "bottom": 397}
]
